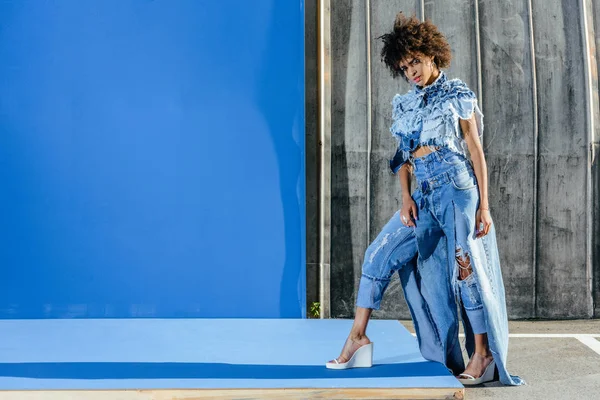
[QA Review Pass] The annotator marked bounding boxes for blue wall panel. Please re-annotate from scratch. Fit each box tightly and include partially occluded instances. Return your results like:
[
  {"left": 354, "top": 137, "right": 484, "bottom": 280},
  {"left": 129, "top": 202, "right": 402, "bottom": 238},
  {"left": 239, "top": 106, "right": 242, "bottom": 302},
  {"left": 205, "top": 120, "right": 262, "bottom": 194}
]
[{"left": 0, "top": 1, "right": 305, "bottom": 318}]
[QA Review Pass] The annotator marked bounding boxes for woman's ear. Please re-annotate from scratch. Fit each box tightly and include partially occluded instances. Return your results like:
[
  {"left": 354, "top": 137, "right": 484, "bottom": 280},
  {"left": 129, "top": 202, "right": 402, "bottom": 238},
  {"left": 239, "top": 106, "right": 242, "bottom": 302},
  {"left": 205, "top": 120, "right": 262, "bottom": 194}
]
[{"left": 428, "top": 55, "right": 435, "bottom": 66}]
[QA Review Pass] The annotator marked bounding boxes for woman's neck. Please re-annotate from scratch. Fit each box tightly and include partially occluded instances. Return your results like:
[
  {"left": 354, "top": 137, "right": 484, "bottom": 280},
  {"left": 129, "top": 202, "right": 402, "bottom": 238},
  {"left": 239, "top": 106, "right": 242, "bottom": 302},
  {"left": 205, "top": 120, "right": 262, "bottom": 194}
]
[{"left": 422, "top": 69, "right": 441, "bottom": 88}]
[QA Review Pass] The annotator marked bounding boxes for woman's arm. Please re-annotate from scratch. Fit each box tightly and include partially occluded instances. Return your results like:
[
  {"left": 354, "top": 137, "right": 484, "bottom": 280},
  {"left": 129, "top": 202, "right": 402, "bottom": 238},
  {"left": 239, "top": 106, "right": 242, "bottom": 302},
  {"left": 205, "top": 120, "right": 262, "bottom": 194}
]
[
  {"left": 460, "top": 115, "right": 492, "bottom": 237},
  {"left": 399, "top": 162, "right": 412, "bottom": 200},
  {"left": 399, "top": 163, "right": 418, "bottom": 227}
]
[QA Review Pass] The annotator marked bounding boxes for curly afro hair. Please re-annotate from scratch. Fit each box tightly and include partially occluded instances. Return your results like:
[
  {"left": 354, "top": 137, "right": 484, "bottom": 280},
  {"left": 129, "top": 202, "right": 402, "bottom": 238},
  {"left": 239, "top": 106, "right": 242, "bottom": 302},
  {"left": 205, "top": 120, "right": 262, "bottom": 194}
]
[{"left": 379, "top": 13, "right": 452, "bottom": 81}]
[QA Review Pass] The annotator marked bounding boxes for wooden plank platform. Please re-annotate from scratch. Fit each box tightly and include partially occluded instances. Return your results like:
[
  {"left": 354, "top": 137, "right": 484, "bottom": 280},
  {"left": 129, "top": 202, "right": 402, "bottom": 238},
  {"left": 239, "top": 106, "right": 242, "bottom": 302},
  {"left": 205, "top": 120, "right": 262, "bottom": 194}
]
[
  {"left": 0, "top": 388, "right": 464, "bottom": 399},
  {"left": 0, "top": 319, "right": 464, "bottom": 399}
]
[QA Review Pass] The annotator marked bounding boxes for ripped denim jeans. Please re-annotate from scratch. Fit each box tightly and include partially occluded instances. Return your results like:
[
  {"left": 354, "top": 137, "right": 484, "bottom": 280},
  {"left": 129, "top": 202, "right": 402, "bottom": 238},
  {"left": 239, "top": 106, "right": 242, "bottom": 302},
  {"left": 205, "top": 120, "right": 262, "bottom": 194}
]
[
  {"left": 411, "top": 147, "right": 486, "bottom": 334},
  {"left": 356, "top": 147, "right": 486, "bottom": 334},
  {"left": 356, "top": 214, "right": 417, "bottom": 310},
  {"left": 355, "top": 208, "right": 465, "bottom": 374}
]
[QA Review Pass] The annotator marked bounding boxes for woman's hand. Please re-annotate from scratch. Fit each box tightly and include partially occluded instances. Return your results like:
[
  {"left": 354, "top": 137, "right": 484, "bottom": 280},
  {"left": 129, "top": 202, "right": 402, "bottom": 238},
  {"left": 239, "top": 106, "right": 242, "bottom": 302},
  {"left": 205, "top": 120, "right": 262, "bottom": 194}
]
[
  {"left": 400, "top": 196, "right": 418, "bottom": 227},
  {"left": 476, "top": 208, "right": 492, "bottom": 238}
]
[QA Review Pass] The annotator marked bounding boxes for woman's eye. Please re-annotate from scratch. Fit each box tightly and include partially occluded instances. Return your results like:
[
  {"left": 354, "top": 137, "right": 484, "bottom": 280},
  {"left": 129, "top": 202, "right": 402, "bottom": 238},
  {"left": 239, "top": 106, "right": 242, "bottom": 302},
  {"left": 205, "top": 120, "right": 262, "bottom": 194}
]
[
  {"left": 412, "top": 58, "right": 420, "bottom": 65},
  {"left": 399, "top": 67, "right": 407, "bottom": 73}
]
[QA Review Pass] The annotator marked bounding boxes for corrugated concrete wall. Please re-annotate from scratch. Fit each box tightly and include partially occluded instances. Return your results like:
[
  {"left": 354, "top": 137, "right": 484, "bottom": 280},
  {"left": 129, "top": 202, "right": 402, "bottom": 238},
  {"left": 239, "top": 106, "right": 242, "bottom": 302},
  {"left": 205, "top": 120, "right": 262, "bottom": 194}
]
[
  {"left": 591, "top": 0, "right": 600, "bottom": 318},
  {"left": 308, "top": 0, "right": 600, "bottom": 319}
]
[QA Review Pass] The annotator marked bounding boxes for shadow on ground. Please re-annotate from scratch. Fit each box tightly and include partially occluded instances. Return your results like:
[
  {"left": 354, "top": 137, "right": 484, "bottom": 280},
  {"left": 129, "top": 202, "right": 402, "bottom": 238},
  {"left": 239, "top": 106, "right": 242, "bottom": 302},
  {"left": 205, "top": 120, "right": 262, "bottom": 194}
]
[{"left": 0, "top": 361, "right": 449, "bottom": 380}]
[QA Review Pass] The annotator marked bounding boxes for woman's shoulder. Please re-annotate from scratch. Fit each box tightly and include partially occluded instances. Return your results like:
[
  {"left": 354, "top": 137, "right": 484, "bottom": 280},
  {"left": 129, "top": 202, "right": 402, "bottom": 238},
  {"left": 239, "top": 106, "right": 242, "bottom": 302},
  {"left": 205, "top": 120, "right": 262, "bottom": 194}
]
[
  {"left": 391, "top": 89, "right": 420, "bottom": 119},
  {"left": 439, "top": 77, "right": 476, "bottom": 100},
  {"left": 438, "top": 76, "right": 480, "bottom": 119},
  {"left": 392, "top": 89, "right": 419, "bottom": 108}
]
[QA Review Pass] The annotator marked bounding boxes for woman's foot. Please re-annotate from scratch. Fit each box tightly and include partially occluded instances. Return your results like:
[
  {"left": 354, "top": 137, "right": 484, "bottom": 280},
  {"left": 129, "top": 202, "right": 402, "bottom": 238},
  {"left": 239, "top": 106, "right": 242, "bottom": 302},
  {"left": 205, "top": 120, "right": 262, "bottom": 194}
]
[
  {"left": 458, "top": 352, "right": 494, "bottom": 380},
  {"left": 328, "top": 334, "right": 371, "bottom": 364}
]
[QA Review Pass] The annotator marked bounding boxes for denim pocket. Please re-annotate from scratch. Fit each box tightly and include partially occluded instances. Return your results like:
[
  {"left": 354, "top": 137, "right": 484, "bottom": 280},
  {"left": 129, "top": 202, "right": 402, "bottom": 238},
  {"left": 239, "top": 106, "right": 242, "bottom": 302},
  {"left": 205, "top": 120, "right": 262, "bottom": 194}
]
[
  {"left": 438, "top": 147, "right": 464, "bottom": 165},
  {"left": 451, "top": 169, "right": 477, "bottom": 190}
]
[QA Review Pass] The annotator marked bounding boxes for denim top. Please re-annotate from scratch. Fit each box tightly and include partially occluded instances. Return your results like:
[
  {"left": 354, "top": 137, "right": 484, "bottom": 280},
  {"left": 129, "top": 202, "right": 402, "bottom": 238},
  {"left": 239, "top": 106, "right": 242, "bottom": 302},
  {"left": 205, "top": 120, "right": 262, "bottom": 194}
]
[{"left": 389, "top": 72, "right": 484, "bottom": 173}]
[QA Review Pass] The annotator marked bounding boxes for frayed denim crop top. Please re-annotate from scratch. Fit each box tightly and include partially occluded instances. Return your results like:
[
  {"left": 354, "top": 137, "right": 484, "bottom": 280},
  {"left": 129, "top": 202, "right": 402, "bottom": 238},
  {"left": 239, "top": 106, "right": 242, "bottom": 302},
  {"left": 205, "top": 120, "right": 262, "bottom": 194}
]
[{"left": 389, "top": 71, "right": 484, "bottom": 174}]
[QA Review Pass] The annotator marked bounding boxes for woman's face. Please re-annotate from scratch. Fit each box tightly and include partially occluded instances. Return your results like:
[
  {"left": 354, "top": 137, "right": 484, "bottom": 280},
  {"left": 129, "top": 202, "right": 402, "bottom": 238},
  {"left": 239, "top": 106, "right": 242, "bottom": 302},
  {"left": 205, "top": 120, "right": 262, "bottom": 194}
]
[{"left": 397, "top": 53, "right": 437, "bottom": 87}]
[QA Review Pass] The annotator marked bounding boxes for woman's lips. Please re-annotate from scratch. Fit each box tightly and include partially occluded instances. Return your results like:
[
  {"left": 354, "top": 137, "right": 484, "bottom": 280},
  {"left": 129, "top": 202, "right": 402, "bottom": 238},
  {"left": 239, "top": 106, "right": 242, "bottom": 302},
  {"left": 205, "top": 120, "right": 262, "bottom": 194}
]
[{"left": 414, "top": 76, "right": 421, "bottom": 83}]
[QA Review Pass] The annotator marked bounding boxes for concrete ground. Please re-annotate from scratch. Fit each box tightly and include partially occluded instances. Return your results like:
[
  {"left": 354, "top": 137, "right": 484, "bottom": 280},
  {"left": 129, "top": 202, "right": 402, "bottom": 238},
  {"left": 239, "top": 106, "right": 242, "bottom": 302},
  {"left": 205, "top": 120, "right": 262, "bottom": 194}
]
[{"left": 400, "top": 320, "right": 600, "bottom": 400}]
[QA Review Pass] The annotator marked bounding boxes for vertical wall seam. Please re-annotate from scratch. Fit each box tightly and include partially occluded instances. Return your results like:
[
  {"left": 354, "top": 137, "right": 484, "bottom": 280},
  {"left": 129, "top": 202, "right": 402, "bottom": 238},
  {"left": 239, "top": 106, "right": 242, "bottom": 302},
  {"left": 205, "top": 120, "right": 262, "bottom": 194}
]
[
  {"left": 580, "top": 0, "right": 595, "bottom": 317},
  {"left": 527, "top": 0, "right": 539, "bottom": 318},
  {"left": 474, "top": 0, "right": 483, "bottom": 106},
  {"left": 420, "top": 0, "right": 425, "bottom": 21},
  {"left": 365, "top": 0, "right": 372, "bottom": 245},
  {"left": 318, "top": 0, "right": 332, "bottom": 319}
]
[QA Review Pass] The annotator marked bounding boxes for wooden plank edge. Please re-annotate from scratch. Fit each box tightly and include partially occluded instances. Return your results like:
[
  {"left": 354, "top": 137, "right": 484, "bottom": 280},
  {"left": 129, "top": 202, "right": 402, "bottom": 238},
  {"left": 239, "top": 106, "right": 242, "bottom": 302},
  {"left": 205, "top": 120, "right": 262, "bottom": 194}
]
[{"left": 0, "top": 387, "right": 465, "bottom": 400}]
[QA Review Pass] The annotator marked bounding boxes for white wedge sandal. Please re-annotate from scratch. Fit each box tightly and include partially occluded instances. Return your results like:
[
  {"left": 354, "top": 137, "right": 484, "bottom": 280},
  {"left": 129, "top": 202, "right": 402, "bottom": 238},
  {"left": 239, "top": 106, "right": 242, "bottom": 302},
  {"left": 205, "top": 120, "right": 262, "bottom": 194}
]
[
  {"left": 458, "top": 359, "right": 497, "bottom": 385},
  {"left": 325, "top": 343, "right": 373, "bottom": 370}
]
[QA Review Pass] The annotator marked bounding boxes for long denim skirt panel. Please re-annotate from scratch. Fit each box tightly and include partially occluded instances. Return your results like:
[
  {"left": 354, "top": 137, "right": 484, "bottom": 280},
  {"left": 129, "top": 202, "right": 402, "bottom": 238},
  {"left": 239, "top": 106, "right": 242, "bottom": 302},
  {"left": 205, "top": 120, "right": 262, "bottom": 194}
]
[{"left": 412, "top": 147, "right": 524, "bottom": 386}]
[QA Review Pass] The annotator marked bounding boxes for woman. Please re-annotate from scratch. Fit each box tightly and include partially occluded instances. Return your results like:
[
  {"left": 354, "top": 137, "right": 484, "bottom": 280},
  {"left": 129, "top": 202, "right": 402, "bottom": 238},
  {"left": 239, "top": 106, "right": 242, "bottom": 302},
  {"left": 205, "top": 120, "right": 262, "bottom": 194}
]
[{"left": 326, "top": 13, "right": 523, "bottom": 386}]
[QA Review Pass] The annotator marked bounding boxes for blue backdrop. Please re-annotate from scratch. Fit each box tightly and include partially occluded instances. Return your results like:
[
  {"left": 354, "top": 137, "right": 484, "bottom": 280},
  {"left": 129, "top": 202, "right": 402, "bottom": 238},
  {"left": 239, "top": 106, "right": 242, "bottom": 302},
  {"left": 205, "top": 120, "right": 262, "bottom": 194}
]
[{"left": 0, "top": 0, "right": 305, "bottom": 318}]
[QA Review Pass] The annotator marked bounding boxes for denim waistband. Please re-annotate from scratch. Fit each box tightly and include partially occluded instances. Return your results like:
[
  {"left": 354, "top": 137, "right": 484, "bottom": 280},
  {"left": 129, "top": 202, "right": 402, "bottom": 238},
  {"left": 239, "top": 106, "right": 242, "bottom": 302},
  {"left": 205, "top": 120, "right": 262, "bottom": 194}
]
[{"left": 414, "top": 163, "right": 471, "bottom": 193}]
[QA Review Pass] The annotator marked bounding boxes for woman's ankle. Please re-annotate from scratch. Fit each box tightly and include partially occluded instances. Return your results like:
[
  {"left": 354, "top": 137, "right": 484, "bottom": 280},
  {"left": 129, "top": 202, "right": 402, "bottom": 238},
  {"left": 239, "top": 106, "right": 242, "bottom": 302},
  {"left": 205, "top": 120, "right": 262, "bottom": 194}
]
[
  {"left": 474, "top": 349, "right": 493, "bottom": 359},
  {"left": 349, "top": 332, "right": 369, "bottom": 343}
]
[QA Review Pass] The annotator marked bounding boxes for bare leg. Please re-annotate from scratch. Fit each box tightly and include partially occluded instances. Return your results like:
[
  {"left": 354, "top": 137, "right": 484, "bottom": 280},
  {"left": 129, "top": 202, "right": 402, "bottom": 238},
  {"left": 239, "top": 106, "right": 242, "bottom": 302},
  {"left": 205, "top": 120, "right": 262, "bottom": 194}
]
[
  {"left": 328, "top": 307, "right": 373, "bottom": 364},
  {"left": 460, "top": 333, "right": 494, "bottom": 378},
  {"left": 456, "top": 251, "right": 493, "bottom": 378}
]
